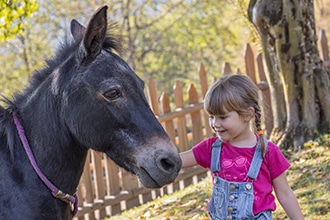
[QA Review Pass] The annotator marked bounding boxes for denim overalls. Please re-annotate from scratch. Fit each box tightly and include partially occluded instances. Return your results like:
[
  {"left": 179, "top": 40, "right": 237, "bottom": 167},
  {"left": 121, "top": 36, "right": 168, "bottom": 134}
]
[{"left": 208, "top": 139, "right": 273, "bottom": 220}]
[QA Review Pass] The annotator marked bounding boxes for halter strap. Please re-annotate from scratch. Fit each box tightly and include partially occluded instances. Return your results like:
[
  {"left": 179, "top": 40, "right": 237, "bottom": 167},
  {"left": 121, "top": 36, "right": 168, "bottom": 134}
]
[{"left": 12, "top": 112, "right": 78, "bottom": 216}]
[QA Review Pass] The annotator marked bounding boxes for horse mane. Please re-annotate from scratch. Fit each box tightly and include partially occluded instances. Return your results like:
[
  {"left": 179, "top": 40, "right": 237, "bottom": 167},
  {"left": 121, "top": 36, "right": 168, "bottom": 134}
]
[
  {"left": 35, "top": 21, "right": 124, "bottom": 87},
  {"left": 0, "top": 21, "right": 125, "bottom": 160},
  {"left": 3, "top": 22, "right": 125, "bottom": 110}
]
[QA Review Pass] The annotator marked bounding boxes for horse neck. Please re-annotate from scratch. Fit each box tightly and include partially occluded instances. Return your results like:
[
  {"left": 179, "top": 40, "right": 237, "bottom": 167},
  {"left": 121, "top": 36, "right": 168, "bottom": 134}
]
[{"left": 17, "top": 106, "right": 88, "bottom": 194}]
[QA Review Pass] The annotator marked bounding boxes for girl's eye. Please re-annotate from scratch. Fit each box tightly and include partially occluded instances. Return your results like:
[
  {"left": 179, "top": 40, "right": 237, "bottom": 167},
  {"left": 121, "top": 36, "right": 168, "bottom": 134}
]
[{"left": 209, "top": 115, "right": 215, "bottom": 120}]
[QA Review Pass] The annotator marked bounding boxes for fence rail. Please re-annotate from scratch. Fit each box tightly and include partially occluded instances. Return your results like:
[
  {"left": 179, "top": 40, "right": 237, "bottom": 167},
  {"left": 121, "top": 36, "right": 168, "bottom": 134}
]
[{"left": 74, "top": 30, "right": 330, "bottom": 220}]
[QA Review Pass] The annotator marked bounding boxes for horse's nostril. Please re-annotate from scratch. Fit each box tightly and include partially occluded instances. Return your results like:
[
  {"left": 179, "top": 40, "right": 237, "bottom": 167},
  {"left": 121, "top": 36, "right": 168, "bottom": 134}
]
[{"left": 159, "top": 158, "right": 176, "bottom": 172}]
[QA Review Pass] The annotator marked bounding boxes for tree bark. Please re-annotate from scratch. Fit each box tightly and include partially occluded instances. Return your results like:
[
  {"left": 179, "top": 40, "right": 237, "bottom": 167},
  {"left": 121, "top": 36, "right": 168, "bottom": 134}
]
[{"left": 248, "top": 0, "right": 330, "bottom": 149}]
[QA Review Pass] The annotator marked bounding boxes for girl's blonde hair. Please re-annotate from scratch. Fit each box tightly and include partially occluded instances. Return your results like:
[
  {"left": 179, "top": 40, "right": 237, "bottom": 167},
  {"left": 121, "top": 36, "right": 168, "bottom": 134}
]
[{"left": 204, "top": 74, "right": 266, "bottom": 157}]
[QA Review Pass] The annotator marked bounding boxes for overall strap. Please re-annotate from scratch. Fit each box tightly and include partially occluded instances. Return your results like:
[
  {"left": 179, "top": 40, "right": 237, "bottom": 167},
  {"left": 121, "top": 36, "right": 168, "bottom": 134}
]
[
  {"left": 210, "top": 139, "right": 222, "bottom": 173},
  {"left": 247, "top": 139, "right": 269, "bottom": 180}
]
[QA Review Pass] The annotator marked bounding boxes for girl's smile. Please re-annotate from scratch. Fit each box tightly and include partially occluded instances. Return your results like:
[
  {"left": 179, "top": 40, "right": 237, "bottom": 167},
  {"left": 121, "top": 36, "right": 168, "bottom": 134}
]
[{"left": 214, "top": 128, "right": 226, "bottom": 135}]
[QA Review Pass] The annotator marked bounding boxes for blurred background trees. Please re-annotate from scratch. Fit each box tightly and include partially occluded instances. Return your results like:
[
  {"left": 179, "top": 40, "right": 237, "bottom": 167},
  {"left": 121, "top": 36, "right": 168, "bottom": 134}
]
[
  {"left": 0, "top": 0, "right": 254, "bottom": 98},
  {"left": 0, "top": 0, "right": 38, "bottom": 42},
  {"left": 1, "top": 0, "right": 330, "bottom": 147},
  {"left": 1, "top": 0, "right": 329, "bottom": 97}
]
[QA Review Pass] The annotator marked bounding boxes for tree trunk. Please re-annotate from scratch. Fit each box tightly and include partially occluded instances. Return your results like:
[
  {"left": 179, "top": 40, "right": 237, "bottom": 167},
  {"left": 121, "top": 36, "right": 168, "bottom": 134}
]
[{"left": 248, "top": 0, "right": 330, "bottom": 149}]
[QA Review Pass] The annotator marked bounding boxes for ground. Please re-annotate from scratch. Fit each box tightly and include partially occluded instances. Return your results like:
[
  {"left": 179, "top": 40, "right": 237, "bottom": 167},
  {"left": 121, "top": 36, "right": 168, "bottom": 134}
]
[{"left": 110, "top": 135, "right": 330, "bottom": 220}]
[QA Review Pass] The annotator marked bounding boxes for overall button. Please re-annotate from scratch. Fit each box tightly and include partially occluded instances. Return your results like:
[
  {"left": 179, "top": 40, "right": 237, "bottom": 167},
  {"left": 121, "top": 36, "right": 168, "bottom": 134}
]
[
  {"left": 214, "top": 178, "right": 218, "bottom": 184},
  {"left": 229, "top": 195, "right": 235, "bottom": 201},
  {"left": 227, "top": 215, "right": 233, "bottom": 220},
  {"left": 228, "top": 206, "right": 233, "bottom": 213},
  {"left": 246, "top": 183, "right": 252, "bottom": 190},
  {"left": 229, "top": 184, "right": 236, "bottom": 190}
]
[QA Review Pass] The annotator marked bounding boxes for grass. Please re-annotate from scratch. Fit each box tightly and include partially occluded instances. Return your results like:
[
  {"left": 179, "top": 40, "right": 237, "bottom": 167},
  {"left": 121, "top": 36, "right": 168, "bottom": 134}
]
[{"left": 109, "top": 135, "right": 330, "bottom": 220}]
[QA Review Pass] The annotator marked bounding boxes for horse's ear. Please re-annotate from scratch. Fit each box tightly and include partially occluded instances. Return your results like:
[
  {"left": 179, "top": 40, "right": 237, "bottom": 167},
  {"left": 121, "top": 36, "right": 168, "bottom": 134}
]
[
  {"left": 70, "top": 19, "right": 85, "bottom": 41},
  {"left": 78, "top": 5, "right": 108, "bottom": 64}
]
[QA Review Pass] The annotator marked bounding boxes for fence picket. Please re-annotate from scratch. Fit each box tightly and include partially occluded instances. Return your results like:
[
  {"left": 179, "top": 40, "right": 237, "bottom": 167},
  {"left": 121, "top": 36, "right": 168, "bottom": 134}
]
[
  {"left": 147, "top": 78, "right": 160, "bottom": 115},
  {"left": 198, "top": 62, "right": 213, "bottom": 137},
  {"left": 319, "top": 29, "right": 329, "bottom": 62},
  {"left": 78, "top": 151, "right": 96, "bottom": 219},
  {"left": 90, "top": 151, "right": 107, "bottom": 218},
  {"left": 104, "top": 158, "right": 121, "bottom": 215},
  {"left": 245, "top": 43, "right": 257, "bottom": 83},
  {"left": 188, "top": 83, "right": 203, "bottom": 145},
  {"left": 159, "top": 92, "right": 176, "bottom": 144},
  {"left": 174, "top": 80, "right": 189, "bottom": 152},
  {"left": 222, "top": 62, "right": 232, "bottom": 75},
  {"left": 121, "top": 168, "right": 140, "bottom": 209}
]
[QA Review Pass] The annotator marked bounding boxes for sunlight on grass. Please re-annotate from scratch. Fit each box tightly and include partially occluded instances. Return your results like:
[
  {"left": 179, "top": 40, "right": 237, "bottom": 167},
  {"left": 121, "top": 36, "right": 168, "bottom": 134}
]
[{"left": 109, "top": 135, "right": 330, "bottom": 220}]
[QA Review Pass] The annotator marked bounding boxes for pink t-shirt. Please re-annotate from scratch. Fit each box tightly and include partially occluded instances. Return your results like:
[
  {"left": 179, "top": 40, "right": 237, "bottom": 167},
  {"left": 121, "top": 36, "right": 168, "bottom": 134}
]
[{"left": 192, "top": 137, "right": 290, "bottom": 215}]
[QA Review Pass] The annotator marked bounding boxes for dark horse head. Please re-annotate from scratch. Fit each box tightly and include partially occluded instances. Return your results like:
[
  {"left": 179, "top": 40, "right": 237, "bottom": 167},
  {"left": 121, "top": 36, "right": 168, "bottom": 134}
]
[{"left": 0, "top": 5, "right": 181, "bottom": 219}]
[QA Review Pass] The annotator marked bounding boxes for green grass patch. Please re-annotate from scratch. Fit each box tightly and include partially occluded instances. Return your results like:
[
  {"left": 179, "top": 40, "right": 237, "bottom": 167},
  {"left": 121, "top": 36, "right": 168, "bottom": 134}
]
[{"left": 110, "top": 135, "right": 330, "bottom": 220}]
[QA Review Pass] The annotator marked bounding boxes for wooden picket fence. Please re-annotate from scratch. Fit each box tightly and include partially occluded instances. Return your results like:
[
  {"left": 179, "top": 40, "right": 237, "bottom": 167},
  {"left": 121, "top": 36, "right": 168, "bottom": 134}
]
[{"left": 73, "top": 30, "right": 329, "bottom": 220}]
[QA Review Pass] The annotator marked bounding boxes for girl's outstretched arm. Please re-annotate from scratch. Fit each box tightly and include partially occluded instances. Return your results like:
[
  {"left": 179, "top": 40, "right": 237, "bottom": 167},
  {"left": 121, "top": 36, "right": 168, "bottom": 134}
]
[
  {"left": 180, "top": 150, "right": 197, "bottom": 168},
  {"left": 272, "top": 172, "right": 304, "bottom": 220}
]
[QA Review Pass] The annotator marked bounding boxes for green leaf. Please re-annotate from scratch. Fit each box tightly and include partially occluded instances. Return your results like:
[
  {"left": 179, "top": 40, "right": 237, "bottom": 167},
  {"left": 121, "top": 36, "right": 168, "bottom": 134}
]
[{"left": 0, "top": 0, "right": 38, "bottom": 42}]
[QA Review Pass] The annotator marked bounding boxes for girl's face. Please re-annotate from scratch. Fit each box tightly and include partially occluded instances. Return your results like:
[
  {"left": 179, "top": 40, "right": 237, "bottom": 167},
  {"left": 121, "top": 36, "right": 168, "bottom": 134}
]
[{"left": 209, "top": 110, "right": 252, "bottom": 143}]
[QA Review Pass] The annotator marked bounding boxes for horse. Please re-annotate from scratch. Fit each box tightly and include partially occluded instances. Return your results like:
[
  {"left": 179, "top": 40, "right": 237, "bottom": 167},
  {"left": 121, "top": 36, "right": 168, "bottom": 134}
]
[{"left": 0, "top": 5, "right": 181, "bottom": 219}]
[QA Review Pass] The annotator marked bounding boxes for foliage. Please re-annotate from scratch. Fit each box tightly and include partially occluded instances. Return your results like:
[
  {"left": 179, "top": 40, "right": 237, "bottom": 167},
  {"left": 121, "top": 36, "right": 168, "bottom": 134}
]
[
  {"left": 108, "top": 135, "right": 330, "bottom": 219},
  {"left": 0, "top": 0, "right": 94, "bottom": 101},
  {"left": 1, "top": 0, "right": 330, "bottom": 107},
  {"left": 0, "top": 0, "right": 252, "bottom": 105},
  {"left": 0, "top": 0, "right": 38, "bottom": 42},
  {"left": 131, "top": 0, "right": 250, "bottom": 95}
]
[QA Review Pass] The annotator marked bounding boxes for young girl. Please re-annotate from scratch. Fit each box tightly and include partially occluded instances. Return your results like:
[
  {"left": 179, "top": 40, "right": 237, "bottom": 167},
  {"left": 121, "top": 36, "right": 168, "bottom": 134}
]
[{"left": 180, "top": 74, "right": 304, "bottom": 219}]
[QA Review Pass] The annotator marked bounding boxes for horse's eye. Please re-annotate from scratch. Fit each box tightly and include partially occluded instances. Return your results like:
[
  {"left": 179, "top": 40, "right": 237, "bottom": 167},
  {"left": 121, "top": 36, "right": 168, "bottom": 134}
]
[{"left": 104, "top": 89, "right": 121, "bottom": 100}]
